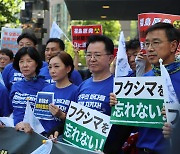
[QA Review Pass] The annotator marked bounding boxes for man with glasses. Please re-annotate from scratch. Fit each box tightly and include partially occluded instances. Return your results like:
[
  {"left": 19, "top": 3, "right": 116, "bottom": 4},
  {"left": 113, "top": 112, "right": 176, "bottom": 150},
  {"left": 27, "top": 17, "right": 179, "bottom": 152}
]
[
  {"left": 0, "top": 48, "right": 13, "bottom": 72},
  {"left": 75, "top": 34, "right": 133, "bottom": 154},
  {"left": 136, "top": 22, "right": 180, "bottom": 154}
]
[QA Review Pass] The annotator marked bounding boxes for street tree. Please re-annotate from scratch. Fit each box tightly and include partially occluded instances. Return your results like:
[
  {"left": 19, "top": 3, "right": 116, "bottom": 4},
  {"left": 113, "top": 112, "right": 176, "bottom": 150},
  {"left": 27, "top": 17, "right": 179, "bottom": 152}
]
[{"left": 0, "top": 0, "right": 22, "bottom": 28}]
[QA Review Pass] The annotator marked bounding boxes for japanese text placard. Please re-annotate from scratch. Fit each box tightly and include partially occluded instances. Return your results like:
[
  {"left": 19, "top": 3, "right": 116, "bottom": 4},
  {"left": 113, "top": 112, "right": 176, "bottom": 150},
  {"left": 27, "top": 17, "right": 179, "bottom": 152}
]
[
  {"left": 63, "top": 101, "right": 112, "bottom": 151},
  {"left": 110, "top": 76, "right": 166, "bottom": 128}
]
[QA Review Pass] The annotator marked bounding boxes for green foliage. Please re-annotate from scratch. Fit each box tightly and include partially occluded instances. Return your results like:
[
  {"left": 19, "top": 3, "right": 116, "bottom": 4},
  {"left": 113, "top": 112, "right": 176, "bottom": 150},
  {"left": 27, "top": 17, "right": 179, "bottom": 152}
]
[{"left": 0, "top": 0, "right": 22, "bottom": 28}]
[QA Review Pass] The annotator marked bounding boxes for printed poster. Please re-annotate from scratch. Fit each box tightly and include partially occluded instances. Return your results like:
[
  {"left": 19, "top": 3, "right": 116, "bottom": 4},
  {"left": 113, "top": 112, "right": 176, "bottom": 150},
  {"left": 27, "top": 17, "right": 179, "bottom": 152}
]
[
  {"left": 71, "top": 25, "right": 102, "bottom": 49},
  {"left": 34, "top": 92, "right": 54, "bottom": 120},
  {"left": 138, "top": 13, "right": 180, "bottom": 53},
  {"left": 1, "top": 27, "right": 22, "bottom": 54},
  {"left": 110, "top": 76, "right": 166, "bottom": 128},
  {"left": 63, "top": 101, "right": 112, "bottom": 151}
]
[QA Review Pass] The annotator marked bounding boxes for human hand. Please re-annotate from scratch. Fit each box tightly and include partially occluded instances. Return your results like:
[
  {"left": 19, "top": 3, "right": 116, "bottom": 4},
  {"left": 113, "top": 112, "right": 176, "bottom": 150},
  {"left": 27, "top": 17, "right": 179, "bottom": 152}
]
[
  {"left": 15, "top": 122, "right": 33, "bottom": 133},
  {"left": 0, "top": 120, "right": 5, "bottom": 128},
  {"left": 110, "top": 93, "right": 117, "bottom": 106},
  {"left": 49, "top": 131, "right": 59, "bottom": 143},
  {"left": 161, "top": 106, "right": 167, "bottom": 119},
  {"left": 162, "top": 122, "right": 172, "bottom": 138},
  {"left": 49, "top": 104, "right": 65, "bottom": 120},
  {"left": 73, "top": 47, "right": 80, "bottom": 55}
]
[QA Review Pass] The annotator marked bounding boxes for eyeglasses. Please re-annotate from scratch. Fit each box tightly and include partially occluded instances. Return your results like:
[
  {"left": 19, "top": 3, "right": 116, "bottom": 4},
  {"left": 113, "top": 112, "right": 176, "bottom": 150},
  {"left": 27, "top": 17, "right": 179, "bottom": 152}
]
[
  {"left": 0, "top": 57, "right": 10, "bottom": 61},
  {"left": 85, "top": 53, "right": 111, "bottom": 60},
  {"left": 144, "top": 40, "right": 169, "bottom": 50}
]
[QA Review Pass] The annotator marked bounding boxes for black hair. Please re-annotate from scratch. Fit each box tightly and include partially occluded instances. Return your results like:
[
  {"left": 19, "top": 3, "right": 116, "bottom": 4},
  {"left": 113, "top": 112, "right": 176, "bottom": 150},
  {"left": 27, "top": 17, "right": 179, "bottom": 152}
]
[
  {"left": 145, "top": 22, "right": 180, "bottom": 43},
  {"left": 0, "top": 48, "right": 14, "bottom": 60},
  {"left": 86, "top": 35, "right": 114, "bottom": 54},
  {"left": 49, "top": 51, "right": 74, "bottom": 78},
  {"left": 13, "top": 47, "right": 42, "bottom": 75},
  {"left": 46, "top": 38, "right": 65, "bottom": 51},
  {"left": 17, "top": 32, "right": 37, "bottom": 45},
  {"left": 126, "top": 38, "right": 140, "bottom": 51}
]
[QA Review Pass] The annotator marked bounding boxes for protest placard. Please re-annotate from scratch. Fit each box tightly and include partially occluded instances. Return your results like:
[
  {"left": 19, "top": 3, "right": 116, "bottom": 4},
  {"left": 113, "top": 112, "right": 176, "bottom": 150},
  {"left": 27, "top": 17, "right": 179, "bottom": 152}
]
[
  {"left": 63, "top": 101, "right": 112, "bottom": 151},
  {"left": 1, "top": 27, "right": 22, "bottom": 54},
  {"left": 34, "top": 92, "right": 54, "bottom": 120},
  {"left": 110, "top": 76, "right": 166, "bottom": 128},
  {"left": 71, "top": 25, "right": 102, "bottom": 49},
  {"left": 138, "top": 13, "right": 180, "bottom": 53}
]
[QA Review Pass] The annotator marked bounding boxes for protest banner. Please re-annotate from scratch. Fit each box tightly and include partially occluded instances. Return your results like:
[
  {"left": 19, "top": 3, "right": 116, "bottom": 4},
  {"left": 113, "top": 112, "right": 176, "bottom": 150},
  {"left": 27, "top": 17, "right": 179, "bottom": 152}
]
[
  {"left": 63, "top": 101, "right": 112, "bottom": 151},
  {"left": 1, "top": 27, "right": 22, "bottom": 54},
  {"left": 71, "top": 25, "right": 102, "bottom": 49},
  {"left": 34, "top": 92, "right": 54, "bottom": 120},
  {"left": 138, "top": 13, "right": 180, "bottom": 53},
  {"left": 110, "top": 76, "right": 166, "bottom": 128},
  {"left": 0, "top": 127, "right": 98, "bottom": 154}
]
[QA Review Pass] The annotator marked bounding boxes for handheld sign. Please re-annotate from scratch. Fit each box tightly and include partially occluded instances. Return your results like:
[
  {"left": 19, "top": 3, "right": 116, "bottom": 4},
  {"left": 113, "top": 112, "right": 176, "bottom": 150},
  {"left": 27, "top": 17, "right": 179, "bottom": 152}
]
[
  {"left": 34, "top": 92, "right": 54, "bottom": 120},
  {"left": 71, "top": 25, "right": 102, "bottom": 49},
  {"left": 111, "top": 76, "right": 166, "bottom": 128},
  {"left": 63, "top": 101, "right": 112, "bottom": 151},
  {"left": 1, "top": 27, "right": 22, "bottom": 55}
]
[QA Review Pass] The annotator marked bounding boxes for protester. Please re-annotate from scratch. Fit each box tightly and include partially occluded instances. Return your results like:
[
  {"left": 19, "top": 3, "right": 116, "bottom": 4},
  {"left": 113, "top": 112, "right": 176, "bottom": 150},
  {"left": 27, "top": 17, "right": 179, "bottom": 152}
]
[
  {"left": 111, "top": 38, "right": 139, "bottom": 76},
  {"left": 137, "top": 22, "right": 180, "bottom": 154},
  {"left": 39, "top": 51, "right": 78, "bottom": 138},
  {"left": 10, "top": 47, "right": 49, "bottom": 133},
  {"left": 126, "top": 38, "right": 141, "bottom": 73},
  {"left": 110, "top": 22, "right": 180, "bottom": 154},
  {"left": 39, "top": 38, "right": 83, "bottom": 86},
  {"left": 0, "top": 48, "right": 13, "bottom": 72},
  {"left": 0, "top": 83, "right": 12, "bottom": 117},
  {"left": 2, "top": 32, "right": 47, "bottom": 91},
  {"left": 75, "top": 34, "right": 133, "bottom": 154}
]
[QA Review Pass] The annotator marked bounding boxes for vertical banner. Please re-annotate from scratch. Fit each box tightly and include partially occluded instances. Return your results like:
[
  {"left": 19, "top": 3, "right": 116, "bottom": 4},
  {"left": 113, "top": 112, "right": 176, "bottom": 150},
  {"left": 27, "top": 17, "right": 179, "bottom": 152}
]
[
  {"left": 63, "top": 101, "right": 112, "bottom": 151},
  {"left": 71, "top": 25, "right": 102, "bottom": 49},
  {"left": 110, "top": 76, "right": 166, "bottom": 128},
  {"left": 1, "top": 27, "right": 22, "bottom": 54},
  {"left": 138, "top": 13, "right": 180, "bottom": 53}
]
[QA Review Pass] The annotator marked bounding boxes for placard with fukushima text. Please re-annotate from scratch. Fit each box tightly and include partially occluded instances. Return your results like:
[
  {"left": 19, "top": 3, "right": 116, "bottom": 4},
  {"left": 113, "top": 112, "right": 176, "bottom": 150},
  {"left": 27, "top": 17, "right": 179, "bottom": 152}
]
[
  {"left": 110, "top": 76, "right": 166, "bottom": 128},
  {"left": 63, "top": 101, "right": 112, "bottom": 151}
]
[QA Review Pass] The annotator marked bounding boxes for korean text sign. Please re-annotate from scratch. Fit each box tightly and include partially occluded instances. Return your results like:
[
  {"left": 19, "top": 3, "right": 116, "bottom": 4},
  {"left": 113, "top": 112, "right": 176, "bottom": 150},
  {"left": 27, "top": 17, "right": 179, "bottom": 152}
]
[
  {"left": 1, "top": 27, "right": 22, "bottom": 54},
  {"left": 110, "top": 76, "right": 166, "bottom": 128},
  {"left": 63, "top": 101, "right": 112, "bottom": 151},
  {"left": 71, "top": 25, "right": 102, "bottom": 49}
]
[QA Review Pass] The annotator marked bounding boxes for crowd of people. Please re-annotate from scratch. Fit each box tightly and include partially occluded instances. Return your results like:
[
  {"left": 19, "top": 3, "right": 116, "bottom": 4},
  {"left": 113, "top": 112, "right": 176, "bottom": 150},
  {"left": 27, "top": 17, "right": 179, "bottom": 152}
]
[{"left": 0, "top": 22, "right": 180, "bottom": 154}]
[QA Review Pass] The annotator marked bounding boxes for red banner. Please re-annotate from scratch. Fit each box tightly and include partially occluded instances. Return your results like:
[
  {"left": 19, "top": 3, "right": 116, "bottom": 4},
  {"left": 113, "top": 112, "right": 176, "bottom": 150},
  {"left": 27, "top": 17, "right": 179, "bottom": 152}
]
[
  {"left": 71, "top": 25, "right": 103, "bottom": 49},
  {"left": 138, "top": 13, "right": 180, "bottom": 53}
]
